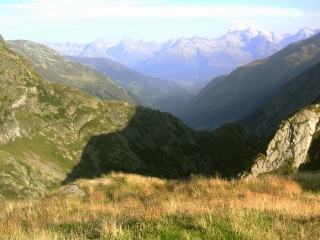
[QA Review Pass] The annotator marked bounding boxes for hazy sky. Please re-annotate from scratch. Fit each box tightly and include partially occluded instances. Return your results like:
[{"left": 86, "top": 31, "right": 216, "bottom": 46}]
[{"left": 1, "top": 0, "right": 320, "bottom": 43}]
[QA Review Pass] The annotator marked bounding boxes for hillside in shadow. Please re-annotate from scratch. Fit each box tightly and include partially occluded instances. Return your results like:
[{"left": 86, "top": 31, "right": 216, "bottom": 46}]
[{"left": 63, "top": 106, "right": 258, "bottom": 184}]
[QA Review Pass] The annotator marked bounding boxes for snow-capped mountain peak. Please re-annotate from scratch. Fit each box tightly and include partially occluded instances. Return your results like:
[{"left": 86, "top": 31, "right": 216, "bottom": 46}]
[
  {"left": 91, "top": 38, "right": 115, "bottom": 49},
  {"left": 222, "top": 26, "right": 280, "bottom": 43},
  {"left": 280, "top": 26, "right": 320, "bottom": 47},
  {"left": 295, "top": 26, "right": 320, "bottom": 39}
]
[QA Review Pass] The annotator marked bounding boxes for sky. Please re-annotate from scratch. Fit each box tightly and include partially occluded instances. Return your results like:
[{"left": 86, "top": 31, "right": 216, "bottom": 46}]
[{"left": 0, "top": 0, "right": 320, "bottom": 43}]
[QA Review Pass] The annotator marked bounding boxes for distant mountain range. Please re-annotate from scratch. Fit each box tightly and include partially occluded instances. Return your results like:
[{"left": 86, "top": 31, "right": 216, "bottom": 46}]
[{"left": 44, "top": 26, "right": 320, "bottom": 92}]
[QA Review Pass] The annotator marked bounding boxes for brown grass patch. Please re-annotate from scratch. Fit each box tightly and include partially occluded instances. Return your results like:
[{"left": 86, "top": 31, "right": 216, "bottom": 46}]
[{"left": 1, "top": 172, "right": 320, "bottom": 239}]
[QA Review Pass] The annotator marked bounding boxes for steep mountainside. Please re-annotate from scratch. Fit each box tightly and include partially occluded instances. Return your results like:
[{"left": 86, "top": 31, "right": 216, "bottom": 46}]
[
  {"left": 241, "top": 61, "right": 320, "bottom": 139},
  {"left": 0, "top": 35, "right": 256, "bottom": 199},
  {"left": 179, "top": 32, "right": 320, "bottom": 130},
  {"left": 7, "top": 40, "right": 138, "bottom": 104},
  {"left": 67, "top": 56, "right": 192, "bottom": 114}
]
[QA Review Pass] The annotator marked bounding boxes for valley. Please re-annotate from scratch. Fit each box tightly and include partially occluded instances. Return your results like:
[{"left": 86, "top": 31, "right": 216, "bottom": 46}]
[
  {"left": 1, "top": 20, "right": 320, "bottom": 239},
  {"left": 1, "top": 26, "right": 320, "bottom": 199}
]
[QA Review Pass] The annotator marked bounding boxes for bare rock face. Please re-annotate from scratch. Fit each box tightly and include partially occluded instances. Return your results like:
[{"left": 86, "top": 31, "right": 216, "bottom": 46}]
[{"left": 248, "top": 104, "right": 320, "bottom": 177}]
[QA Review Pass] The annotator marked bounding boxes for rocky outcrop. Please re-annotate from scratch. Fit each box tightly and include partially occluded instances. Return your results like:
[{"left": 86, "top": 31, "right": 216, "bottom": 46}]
[
  {"left": 247, "top": 104, "right": 320, "bottom": 177},
  {"left": 0, "top": 114, "right": 21, "bottom": 144}
]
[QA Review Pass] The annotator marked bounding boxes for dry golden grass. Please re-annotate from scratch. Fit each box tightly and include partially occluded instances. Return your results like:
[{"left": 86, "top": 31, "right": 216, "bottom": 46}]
[{"left": 0, "top": 172, "right": 320, "bottom": 239}]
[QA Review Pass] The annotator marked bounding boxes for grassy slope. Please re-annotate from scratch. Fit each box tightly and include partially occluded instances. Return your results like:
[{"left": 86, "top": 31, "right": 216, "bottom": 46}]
[
  {"left": 0, "top": 36, "right": 138, "bottom": 199},
  {"left": 0, "top": 172, "right": 319, "bottom": 239}
]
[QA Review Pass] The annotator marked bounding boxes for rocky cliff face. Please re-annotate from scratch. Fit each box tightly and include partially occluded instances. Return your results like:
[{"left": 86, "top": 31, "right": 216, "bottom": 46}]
[{"left": 247, "top": 104, "right": 320, "bottom": 177}]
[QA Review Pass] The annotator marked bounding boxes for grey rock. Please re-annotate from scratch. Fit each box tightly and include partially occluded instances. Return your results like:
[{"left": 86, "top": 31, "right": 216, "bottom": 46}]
[
  {"left": 248, "top": 105, "right": 320, "bottom": 177},
  {"left": 60, "top": 184, "right": 85, "bottom": 196}
]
